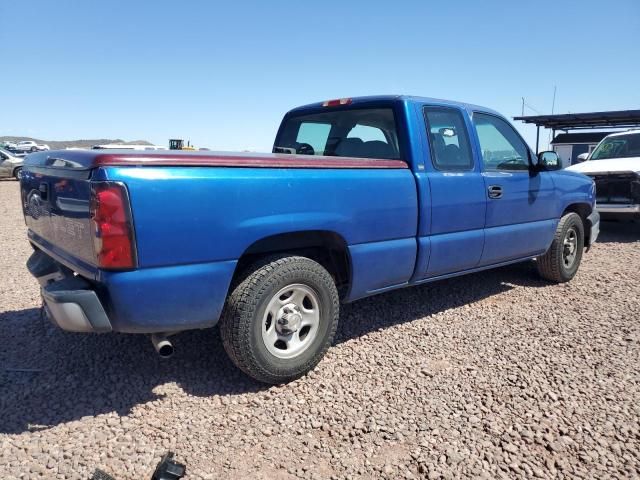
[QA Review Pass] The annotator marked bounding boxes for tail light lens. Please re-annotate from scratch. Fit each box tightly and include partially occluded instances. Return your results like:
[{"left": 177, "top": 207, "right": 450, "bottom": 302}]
[{"left": 90, "top": 181, "right": 137, "bottom": 269}]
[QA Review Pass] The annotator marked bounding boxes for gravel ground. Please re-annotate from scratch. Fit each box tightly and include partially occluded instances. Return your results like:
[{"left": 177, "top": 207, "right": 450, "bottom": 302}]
[{"left": 0, "top": 179, "right": 639, "bottom": 479}]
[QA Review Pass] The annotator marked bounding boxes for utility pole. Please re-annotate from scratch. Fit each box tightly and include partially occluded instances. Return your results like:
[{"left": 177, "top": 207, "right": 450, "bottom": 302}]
[{"left": 521, "top": 97, "right": 525, "bottom": 116}]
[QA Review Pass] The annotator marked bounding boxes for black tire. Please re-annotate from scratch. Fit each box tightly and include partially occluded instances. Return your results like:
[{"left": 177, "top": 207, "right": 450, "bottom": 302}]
[
  {"left": 13, "top": 167, "right": 22, "bottom": 180},
  {"left": 537, "top": 212, "right": 584, "bottom": 283},
  {"left": 30, "top": 146, "right": 37, "bottom": 152},
  {"left": 220, "top": 255, "right": 339, "bottom": 384}
]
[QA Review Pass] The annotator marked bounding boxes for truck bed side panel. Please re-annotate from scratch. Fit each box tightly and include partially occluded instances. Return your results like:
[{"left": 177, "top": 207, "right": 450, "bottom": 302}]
[
  {"left": 104, "top": 166, "right": 418, "bottom": 266},
  {"left": 103, "top": 166, "right": 419, "bottom": 316}
]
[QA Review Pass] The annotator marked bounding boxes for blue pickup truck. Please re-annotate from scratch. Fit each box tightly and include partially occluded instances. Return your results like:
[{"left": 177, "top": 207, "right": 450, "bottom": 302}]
[{"left": 22, "top": 95, "right": 599, "bottom": 384}]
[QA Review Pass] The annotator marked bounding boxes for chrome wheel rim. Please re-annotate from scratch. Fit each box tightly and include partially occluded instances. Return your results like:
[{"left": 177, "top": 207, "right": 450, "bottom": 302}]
[
  {"left": 563, "top": 227, "right": 578, "bottom": 268},
  {"left": 261, "top": 284, "right": 320, "bottom": 359}
]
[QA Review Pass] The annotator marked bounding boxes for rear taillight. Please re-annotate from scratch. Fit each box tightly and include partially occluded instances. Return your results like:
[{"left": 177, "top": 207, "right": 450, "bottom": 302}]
[{"left": 90, "top": 181, "right": 137, "bottom": 269}]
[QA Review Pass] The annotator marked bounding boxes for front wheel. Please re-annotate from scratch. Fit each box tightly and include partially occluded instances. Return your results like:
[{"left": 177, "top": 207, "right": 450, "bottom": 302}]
[
  {"left": 537, "top": 212, "right": 585, "bottom": 282},
  {"left": 13, "top": 167, "right": 22, "bottom": 180},
  {"left": 220, "top": 255, "right": 339, "bottom": 384}
]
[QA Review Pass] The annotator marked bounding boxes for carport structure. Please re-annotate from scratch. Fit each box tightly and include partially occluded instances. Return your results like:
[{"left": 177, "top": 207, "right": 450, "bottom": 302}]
[{"left": 514, "top": 109, "right": 640, "bottom": 153}]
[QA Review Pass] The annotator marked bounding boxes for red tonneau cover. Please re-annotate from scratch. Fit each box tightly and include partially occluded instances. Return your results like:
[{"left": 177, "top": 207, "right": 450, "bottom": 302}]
[{"left": 27, "top": 150, "right": 408, "bottom": 170}]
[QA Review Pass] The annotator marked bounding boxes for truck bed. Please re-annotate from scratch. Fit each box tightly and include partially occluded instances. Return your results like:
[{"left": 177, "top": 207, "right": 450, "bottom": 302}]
[{"left": 21, "top": 149, "right": 418, "bottom": 332}]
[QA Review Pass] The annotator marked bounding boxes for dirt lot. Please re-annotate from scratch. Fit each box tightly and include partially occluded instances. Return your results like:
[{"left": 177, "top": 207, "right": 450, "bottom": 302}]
[{"left": 0, "top": 179, "right": 638, "bottom": 479}]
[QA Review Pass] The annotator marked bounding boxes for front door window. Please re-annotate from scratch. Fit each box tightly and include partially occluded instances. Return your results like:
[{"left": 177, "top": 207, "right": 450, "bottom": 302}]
[{"left": 473, "top": 113, "right": 530, "bottom": 171}]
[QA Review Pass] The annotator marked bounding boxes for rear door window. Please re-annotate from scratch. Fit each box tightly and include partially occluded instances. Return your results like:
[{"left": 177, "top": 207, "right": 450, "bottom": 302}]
[{"left": 423, "top": 106, "right": 474, "bottom": 170}]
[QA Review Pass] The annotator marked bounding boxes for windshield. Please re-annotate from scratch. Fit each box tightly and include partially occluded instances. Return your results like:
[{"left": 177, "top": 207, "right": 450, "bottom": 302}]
[
  {"left": 274, "top": 108, "right": 401, "bottom": 160},
  {"left": 591, "top": 133, "right": 640, "bottom": 160}
]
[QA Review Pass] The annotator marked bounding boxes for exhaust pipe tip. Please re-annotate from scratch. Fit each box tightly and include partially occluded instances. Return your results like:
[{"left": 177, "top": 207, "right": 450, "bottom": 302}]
[
  {"left": 157, "top": 342, "right": 174, "bottom": 358},
  {"left": 151, "top": 333, "right": 174, "bottom": 358}
]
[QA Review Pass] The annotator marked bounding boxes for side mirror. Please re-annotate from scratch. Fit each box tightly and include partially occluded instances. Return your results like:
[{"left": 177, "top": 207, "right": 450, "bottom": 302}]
[
  {"left": 536, "top": 151, "right": 561, "bottom": 171},
  {"left": 575, "top": 152, "right": 589, "bottom": 164}
]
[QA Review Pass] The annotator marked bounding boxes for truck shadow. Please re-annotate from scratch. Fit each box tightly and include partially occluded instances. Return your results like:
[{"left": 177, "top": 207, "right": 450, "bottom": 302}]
[
  {"left": 0, "top": 309, "right": 260, "bottom": 435},
  {"left": 336, "top": 261, "right": 543, "bottom": 345},
  {"left": 0, "top": 262, "right": 546, "bottom": 435}
]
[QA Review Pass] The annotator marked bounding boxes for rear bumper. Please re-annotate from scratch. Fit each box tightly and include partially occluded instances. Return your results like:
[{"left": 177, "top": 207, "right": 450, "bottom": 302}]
[
  {"left": 28, "top": 250, "right": 112, "bottom": 333},
  {"left": 42, "top": 277, "right": 113, "bottom": 333},
  {"left": 27, "top": 249, "right": 236, "bottom": 334}
]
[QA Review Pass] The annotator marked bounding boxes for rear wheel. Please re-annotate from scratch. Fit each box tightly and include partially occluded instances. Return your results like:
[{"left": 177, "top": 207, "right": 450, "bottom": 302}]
[
  {"left": 537, "top": 212, "right": 584, "bottom": 282},
  {"left": 220, "top": 255, "right": 339, "bottom": 384}
]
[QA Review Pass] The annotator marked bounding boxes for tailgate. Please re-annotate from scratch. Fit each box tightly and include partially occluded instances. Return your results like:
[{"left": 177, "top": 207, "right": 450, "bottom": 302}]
[{"left": 21, "top": 151, "right": 97, "bottom": 275}]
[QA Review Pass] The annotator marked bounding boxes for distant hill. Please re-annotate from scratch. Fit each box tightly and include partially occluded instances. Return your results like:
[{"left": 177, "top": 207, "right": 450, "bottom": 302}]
[{"left": 0, "top": 136, "right": 154, "bottom": 150}]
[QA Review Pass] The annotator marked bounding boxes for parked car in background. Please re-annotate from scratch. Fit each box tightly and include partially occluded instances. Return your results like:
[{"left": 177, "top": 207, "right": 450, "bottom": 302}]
[
  {"left": 0, "top": 147, "right": 24, "bottom": 179},
  {"left": 568, "top": 130, "right": 640, "bottom": 221},
  {"left": 1, "top": 141, "right": 18, "bottom": 150},
  {"left": 21, "top": 95, "right": 599, "bottom": 384},
  {"left": 15, "top": 140, "right": 49, "bottom": 153}
]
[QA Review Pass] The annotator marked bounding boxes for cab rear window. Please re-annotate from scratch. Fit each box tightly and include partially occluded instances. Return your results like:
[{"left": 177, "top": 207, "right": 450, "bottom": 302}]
[{"left": 274, "top": 108, "right": 401, "bottom": 160}]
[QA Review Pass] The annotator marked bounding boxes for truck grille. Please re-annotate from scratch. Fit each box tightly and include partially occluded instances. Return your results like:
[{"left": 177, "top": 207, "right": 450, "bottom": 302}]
[{"left": 588, "top": 172, "right": 640, "bottom": 205}]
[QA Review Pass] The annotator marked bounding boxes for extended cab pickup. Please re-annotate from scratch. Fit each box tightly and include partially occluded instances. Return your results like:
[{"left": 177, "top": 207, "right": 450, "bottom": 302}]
[{"left": 22, "top": 95, "right": 599, "bottom": 384}]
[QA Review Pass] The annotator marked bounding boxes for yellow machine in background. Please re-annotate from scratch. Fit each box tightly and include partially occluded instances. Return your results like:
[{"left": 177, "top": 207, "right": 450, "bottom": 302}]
[{"left": 169, "top": 139, "right": 197, "bottom": 151}]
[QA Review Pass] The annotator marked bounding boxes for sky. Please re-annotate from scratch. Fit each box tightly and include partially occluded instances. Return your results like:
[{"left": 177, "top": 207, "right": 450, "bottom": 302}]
[{"left": 2, "top": 0, "right": 639, "bottom": 152}]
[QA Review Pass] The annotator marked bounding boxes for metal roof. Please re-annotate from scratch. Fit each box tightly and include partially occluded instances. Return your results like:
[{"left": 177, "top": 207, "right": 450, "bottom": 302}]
[{"left": 513, "top": 110, "right": 640, "bottom": 130}]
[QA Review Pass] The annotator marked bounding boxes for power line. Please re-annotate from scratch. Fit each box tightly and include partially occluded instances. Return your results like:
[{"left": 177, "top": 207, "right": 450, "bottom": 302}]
[{"left": 522, "top": 101, "right": 543, "bottom": 115}]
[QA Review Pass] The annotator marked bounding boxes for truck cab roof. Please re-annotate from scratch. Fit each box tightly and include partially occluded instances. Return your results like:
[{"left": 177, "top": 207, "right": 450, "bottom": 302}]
[{"left": 287, "top": 95, "right": 503, "bottom": 118}]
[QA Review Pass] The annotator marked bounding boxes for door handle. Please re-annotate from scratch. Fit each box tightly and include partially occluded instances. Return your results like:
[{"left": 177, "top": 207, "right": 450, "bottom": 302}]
[{"left": 488, "top": 185, "right": 503, "bottom": 199}]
